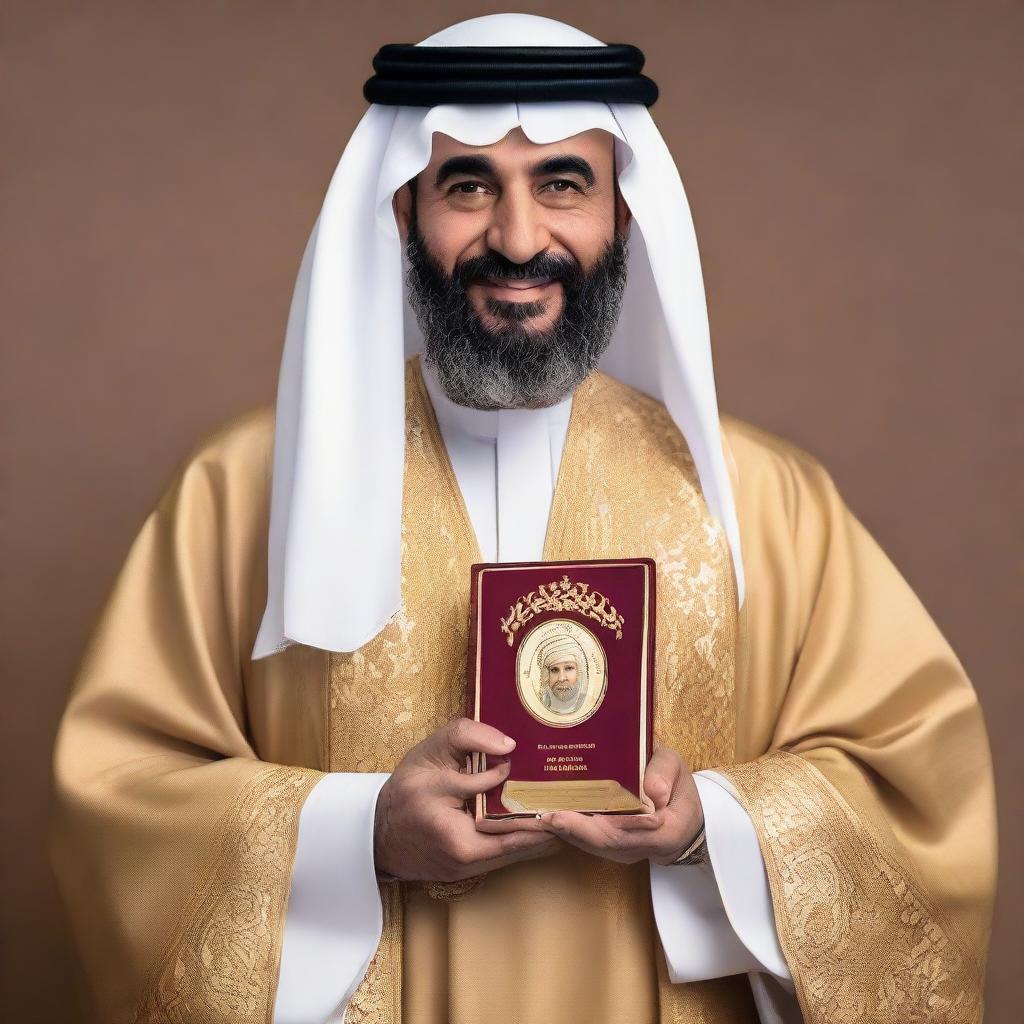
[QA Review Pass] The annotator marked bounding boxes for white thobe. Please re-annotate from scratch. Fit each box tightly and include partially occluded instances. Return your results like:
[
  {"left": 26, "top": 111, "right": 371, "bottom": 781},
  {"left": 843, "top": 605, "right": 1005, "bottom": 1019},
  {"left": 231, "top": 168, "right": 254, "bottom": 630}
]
[{"left": 273, "top": 367, "right": 798, "bottom": 1024}]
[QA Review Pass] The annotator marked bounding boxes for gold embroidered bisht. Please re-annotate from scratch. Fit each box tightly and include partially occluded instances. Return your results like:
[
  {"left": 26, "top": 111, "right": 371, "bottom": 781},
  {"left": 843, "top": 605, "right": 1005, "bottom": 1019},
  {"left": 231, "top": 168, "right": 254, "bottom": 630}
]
[{"left": 50, "top": 357, "right": 996, "bottom": 1024}]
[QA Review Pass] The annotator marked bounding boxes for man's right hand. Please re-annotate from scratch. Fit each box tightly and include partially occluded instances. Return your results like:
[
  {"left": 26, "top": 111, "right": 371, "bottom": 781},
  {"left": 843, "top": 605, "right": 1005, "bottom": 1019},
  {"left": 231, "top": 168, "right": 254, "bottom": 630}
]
[{"left": 373, "top": 718, "right": 559, "bottom": 882}]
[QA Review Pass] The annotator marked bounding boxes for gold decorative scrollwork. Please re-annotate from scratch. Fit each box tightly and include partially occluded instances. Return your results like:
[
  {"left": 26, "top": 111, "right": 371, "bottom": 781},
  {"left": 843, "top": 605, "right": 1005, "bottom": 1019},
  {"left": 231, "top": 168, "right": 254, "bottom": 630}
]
[{"left": 499, "top": 574, "right": 624, "bottom": 646}]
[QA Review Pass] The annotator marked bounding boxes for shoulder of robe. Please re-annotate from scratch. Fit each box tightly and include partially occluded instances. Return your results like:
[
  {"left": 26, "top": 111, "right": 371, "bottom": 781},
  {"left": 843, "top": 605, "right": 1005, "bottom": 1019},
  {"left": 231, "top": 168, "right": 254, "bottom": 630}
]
[
  {"left": 588, "top": 372, "right": 844, "bottom": 532},
  {"left": 718, "top": 413, "right": 847, "bottom": 543},
  {"left": 154, "top": 403, "right": 276, "bottom": 522},
  {"left": 590, "top": 369, "right": 841, "bottom": 517},
  {"left": 720, "top": 413, "right": 839, "bottom": 499}
]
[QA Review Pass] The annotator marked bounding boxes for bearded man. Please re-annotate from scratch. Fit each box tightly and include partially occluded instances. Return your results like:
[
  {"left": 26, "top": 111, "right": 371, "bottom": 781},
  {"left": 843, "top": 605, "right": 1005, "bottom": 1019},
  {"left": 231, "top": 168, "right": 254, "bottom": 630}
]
[
  {"left": 49, "top": 13, "right": 995, "bottom": 1024},
  {"left": 536, "top": 637, "right": 589, "bottom": 716}
]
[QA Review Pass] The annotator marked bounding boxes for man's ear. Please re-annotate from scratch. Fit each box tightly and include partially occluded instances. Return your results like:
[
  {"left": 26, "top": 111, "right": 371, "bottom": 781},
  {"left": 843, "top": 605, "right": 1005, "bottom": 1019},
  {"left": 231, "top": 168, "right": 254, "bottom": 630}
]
[
  {"left": 393, "top": 182, "right": 414, "bottom": 242},
  {"left": 614, "top": 185, "right": 632, "bottom": 235}
]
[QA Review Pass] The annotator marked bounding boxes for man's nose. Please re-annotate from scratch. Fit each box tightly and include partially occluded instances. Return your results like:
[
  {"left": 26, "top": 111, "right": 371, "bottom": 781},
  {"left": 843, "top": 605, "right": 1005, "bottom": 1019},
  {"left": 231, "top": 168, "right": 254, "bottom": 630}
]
[{"left": 485, "top": 190, "right": 551, "bottom": 266}]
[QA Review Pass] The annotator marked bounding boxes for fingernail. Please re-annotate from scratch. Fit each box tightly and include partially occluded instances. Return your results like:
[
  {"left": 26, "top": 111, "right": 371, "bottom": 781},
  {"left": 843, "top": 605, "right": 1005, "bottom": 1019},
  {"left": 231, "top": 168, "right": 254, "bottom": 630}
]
[{"left": 502, "top": 735, "right": 515, "bottom": 750}]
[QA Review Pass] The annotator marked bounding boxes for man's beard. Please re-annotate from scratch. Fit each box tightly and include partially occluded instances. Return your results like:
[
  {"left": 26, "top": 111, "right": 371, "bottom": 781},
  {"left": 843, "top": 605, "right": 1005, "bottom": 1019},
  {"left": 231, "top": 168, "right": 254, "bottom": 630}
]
[{"left": 404, "top": 221, "right": 628, "bottom": 410}]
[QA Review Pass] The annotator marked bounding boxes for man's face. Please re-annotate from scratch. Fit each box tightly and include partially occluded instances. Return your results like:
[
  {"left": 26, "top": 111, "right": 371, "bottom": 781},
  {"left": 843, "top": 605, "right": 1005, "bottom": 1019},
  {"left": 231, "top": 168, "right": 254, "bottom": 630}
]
[
  {"left": 546, "top": 658, "right": 579, "bottom": 701},
  {"left": 394, "top": 127, "right": 631, "bottom": 410}
]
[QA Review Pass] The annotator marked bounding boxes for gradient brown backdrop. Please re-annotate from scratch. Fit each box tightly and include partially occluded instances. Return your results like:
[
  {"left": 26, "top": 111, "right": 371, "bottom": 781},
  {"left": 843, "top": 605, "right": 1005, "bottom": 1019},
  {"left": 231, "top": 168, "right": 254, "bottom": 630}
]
[{"left": 3, "top": 2, "right": 1021, "bottom": 1020}]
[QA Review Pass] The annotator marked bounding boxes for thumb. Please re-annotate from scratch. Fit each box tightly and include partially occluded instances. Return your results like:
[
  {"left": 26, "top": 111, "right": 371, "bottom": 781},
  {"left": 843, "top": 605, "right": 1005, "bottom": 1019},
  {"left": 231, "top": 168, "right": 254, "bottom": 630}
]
[
  {"left": 644, "top": 745, "right": 682, "bottom": 810},
  {"left": 444, "top": 717, "right": 516, "bottom": 762}
]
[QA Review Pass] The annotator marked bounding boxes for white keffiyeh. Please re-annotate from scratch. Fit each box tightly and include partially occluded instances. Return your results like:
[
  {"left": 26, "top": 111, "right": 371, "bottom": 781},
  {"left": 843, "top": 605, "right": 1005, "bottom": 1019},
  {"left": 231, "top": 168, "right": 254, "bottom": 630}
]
[{"left": 253, "top": 13, "right": 744, "bottom": 659}]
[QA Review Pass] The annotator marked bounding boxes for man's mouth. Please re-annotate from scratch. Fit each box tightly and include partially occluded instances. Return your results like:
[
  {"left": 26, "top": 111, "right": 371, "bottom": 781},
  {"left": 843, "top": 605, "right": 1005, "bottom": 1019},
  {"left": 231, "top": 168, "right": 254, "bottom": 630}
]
[{"left": 477, "top": 276, "right": 557, "bottom": 301}]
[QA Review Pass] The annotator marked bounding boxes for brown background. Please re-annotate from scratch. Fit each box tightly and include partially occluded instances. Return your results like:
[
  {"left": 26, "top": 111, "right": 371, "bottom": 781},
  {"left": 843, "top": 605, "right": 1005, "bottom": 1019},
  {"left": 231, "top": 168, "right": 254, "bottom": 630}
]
[{"left": 2, "top": 1, "right": 1021, "bottom": 1019}]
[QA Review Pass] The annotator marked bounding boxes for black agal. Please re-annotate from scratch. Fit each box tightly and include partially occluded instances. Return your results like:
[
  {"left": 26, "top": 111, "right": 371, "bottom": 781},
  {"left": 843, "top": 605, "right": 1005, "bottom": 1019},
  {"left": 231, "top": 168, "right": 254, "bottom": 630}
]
[{"left": 363, "top": 44, "right": 658, "bottom": 107}]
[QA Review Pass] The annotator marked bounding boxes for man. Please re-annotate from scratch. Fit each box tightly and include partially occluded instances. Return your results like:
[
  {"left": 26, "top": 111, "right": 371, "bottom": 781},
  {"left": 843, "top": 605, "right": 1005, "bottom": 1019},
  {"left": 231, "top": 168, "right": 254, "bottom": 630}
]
[
  {"left": 49, "top": 13, "right": 995, "bottom": 1024},
  {"left": 538, "top": 638, "right": 587, "bottom": 716}
]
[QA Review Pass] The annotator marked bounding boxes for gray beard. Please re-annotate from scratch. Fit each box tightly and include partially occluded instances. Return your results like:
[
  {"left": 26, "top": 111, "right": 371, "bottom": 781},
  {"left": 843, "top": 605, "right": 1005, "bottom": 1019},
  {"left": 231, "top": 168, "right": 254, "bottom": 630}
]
[
  {"left": 544, "top": 683, "right": 586, "bottom": 715},
  {"left": 404, "top": 226, "right": 629, "bottom": 410}
]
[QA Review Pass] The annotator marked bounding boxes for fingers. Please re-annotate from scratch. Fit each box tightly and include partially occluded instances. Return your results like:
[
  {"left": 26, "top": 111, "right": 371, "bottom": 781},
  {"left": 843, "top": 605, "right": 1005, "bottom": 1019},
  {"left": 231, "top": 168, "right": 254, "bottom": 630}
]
[
  {"left": 471, "top": 835, "right": 561, "bottom": 876},
  {"left": 540, "top": 810, "right": 665, "bottom": 863},
  {"left": 439, "top": 818, "right": 560, "bottom": 880},
  {"left": 541, "top": 811, "right": 628, "bottom": 857},
  {"left": 644, "top": 744, "right": 684, "bottom": 810},
  {"left": 444, "top": 718, "right": 516, "bottom": 761},
  {"left": 609, "top": 811, "right": 662, "bottom": 831},
  {"left": 496, "top": 829, "right": 561, "bottom": 857},
  {"left": 439, "top": 758, "right": 511, "bottom": 798}
]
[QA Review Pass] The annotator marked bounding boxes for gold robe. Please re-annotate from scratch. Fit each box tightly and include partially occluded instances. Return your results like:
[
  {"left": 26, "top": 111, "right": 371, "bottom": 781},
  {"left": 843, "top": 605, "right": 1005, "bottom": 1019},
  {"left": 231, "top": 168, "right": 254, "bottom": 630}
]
[{"left": 50, "top": 357, "right": 995, "bottom": 1024}]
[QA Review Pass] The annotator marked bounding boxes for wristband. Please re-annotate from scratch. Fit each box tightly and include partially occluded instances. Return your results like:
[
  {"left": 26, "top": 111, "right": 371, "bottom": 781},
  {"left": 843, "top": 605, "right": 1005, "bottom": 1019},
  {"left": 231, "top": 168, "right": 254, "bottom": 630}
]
[{"left": 668, "top": 822, "right": 708, "bottom": 866}]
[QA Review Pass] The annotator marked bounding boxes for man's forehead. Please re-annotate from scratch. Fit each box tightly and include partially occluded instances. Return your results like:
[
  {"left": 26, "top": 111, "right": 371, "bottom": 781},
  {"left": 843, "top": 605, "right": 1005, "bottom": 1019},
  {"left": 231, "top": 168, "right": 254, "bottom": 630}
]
[{"left": 426, "top": 126, "right": 614, "bottom": 166}]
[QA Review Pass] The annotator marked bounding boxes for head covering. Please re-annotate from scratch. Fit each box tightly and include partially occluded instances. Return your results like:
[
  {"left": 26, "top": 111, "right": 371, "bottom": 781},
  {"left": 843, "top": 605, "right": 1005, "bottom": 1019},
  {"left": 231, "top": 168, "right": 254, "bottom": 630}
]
[
  {"left": 252, "top": 13, "right": 744, "bottom": 660},
  {"left": 363, "top": 42, "right": 658, "bottom": 106},
  {"left": 537, "top": 635, "right": 585, "bottom": 673}
]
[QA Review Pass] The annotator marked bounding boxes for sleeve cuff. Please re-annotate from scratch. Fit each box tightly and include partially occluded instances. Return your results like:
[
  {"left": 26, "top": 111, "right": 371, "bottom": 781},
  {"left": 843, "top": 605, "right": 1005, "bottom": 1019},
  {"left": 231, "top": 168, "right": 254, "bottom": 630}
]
[
  {"left": 650, "top": 839, "right": 763, "bottom": 981},
  {"left": 649, "top": 771, "right": 791, "bottom": 987},
  {"left": 697, "top": 770, "right": 792, "bottom": 986},
  {"left": 273, "top": 771, "right": 391, "bottom": 1024}
]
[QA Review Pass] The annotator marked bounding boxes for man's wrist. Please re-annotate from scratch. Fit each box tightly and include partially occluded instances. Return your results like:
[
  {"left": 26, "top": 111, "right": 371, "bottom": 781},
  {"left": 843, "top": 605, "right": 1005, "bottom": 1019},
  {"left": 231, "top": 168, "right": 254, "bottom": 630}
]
[
  {"left": 372, "top": 778, "right": 395, "bottom": 879},
  {"left": 667, "top": 819, "right": 708, "bottom": 866}
]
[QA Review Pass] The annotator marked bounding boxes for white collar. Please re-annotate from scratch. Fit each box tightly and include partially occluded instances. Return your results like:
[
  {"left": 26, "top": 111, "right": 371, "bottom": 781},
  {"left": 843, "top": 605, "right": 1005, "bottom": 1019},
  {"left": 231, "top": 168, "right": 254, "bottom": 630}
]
[{"left": 419, "top": 359, "right": 574, "bottom": 564}]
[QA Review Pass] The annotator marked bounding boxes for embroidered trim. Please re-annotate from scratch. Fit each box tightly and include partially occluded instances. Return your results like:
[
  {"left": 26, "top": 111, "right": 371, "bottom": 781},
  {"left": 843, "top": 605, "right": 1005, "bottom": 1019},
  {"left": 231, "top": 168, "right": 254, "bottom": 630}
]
[
  {"left": 132, "top": 765, "right": 320, "bottom": 1024},
  {"left": 343, "top": 884, "right": 403, "bottom": 1024},
  {"left": 721, "top": 750, "right": 984, "bottom": 1024}
]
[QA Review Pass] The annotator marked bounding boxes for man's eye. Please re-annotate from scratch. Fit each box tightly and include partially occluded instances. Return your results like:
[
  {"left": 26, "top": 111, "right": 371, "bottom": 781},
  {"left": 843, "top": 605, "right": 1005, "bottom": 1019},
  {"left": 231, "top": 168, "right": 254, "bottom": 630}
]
[
  {"left": 451, "top": 182, "right": 488, "bottom": 195},
  {"left": 543, "top": 180, "right": 581, "bottom": 193}
]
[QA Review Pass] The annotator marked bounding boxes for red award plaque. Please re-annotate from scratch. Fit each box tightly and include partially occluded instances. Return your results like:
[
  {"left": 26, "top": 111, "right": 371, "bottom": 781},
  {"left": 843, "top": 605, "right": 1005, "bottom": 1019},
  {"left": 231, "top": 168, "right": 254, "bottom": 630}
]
[{"left": 467, "top": 558, "right": 656, "bottom": 830}]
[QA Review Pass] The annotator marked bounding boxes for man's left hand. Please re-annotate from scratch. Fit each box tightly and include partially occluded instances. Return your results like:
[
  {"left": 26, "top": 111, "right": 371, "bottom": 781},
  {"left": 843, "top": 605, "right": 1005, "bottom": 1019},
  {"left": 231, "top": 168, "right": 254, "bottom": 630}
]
[{"left": 539, "top": 741, "right": 704, "bottom": 866}]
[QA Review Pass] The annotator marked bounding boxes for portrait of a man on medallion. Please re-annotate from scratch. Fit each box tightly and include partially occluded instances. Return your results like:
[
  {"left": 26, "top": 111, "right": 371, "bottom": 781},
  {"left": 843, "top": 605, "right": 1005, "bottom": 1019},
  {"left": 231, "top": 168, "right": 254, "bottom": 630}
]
[{"left": 517, "top": 619, "right": 608, "bottom": 728}]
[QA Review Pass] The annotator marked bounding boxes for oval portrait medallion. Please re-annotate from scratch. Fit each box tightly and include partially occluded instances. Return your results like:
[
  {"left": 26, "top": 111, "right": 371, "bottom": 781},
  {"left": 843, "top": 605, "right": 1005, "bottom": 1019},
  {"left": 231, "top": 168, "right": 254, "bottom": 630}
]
[{"left": 516, "top": 618, "right": 608, "bottom": 728}]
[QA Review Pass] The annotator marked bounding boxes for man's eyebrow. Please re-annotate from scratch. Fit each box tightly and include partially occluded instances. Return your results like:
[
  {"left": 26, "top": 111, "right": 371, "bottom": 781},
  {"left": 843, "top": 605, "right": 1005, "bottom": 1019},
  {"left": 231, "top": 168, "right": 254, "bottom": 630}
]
[
  {"left": 531, "top": 155, "right": 596, "bottom": 187},
  {"left": 434, "top": 155, "right": 497, "bottom": 188},
  {"left": 432, "top": 153, "right": 598, "bottom": 189}
]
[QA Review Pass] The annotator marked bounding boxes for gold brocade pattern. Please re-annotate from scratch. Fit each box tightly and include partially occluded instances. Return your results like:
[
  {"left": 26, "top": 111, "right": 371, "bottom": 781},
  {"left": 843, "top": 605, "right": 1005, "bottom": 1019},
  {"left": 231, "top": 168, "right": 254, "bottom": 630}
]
[
  {"left": 345, "top": 884, "right": 404, "bottom": 1024},
  {"left": 333, "top": 358, "right": 742, "bottom": 1023},
  {"left": 543, "top": 369, "right": 738, "bottom": 773},
  {"left": 720, "top": 750, "right": 985, "bottom": 1024},
  {"left": 132, "top": 765, "right": 320, "bottom": 1024}
]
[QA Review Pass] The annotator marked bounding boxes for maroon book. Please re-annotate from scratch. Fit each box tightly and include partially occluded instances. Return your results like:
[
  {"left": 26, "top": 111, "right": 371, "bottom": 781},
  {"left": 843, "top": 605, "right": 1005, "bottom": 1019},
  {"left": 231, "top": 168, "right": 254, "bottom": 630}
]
[{"left": 467, "top": 558, "right": 656, "bottom": 829}]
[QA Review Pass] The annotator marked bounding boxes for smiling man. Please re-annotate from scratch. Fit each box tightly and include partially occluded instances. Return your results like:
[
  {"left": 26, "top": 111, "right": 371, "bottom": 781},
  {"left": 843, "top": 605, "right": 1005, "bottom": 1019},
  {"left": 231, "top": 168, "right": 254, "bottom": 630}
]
[
  {"left": 402, "top": 127, "right": 629, "bottom": 410},
  {"left": 50, "top": 13, "right": 995, "bottom": 1024}
]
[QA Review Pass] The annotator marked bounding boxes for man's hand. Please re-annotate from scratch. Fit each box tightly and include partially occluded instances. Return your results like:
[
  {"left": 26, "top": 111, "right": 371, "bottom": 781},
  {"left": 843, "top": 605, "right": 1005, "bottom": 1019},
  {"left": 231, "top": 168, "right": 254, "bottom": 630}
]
[
  {"left": 539, "top": 741, "right": 704, "bottom": 866},
  {"left": 374, "top": 718, "right": 559, "bottom": 882}
]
